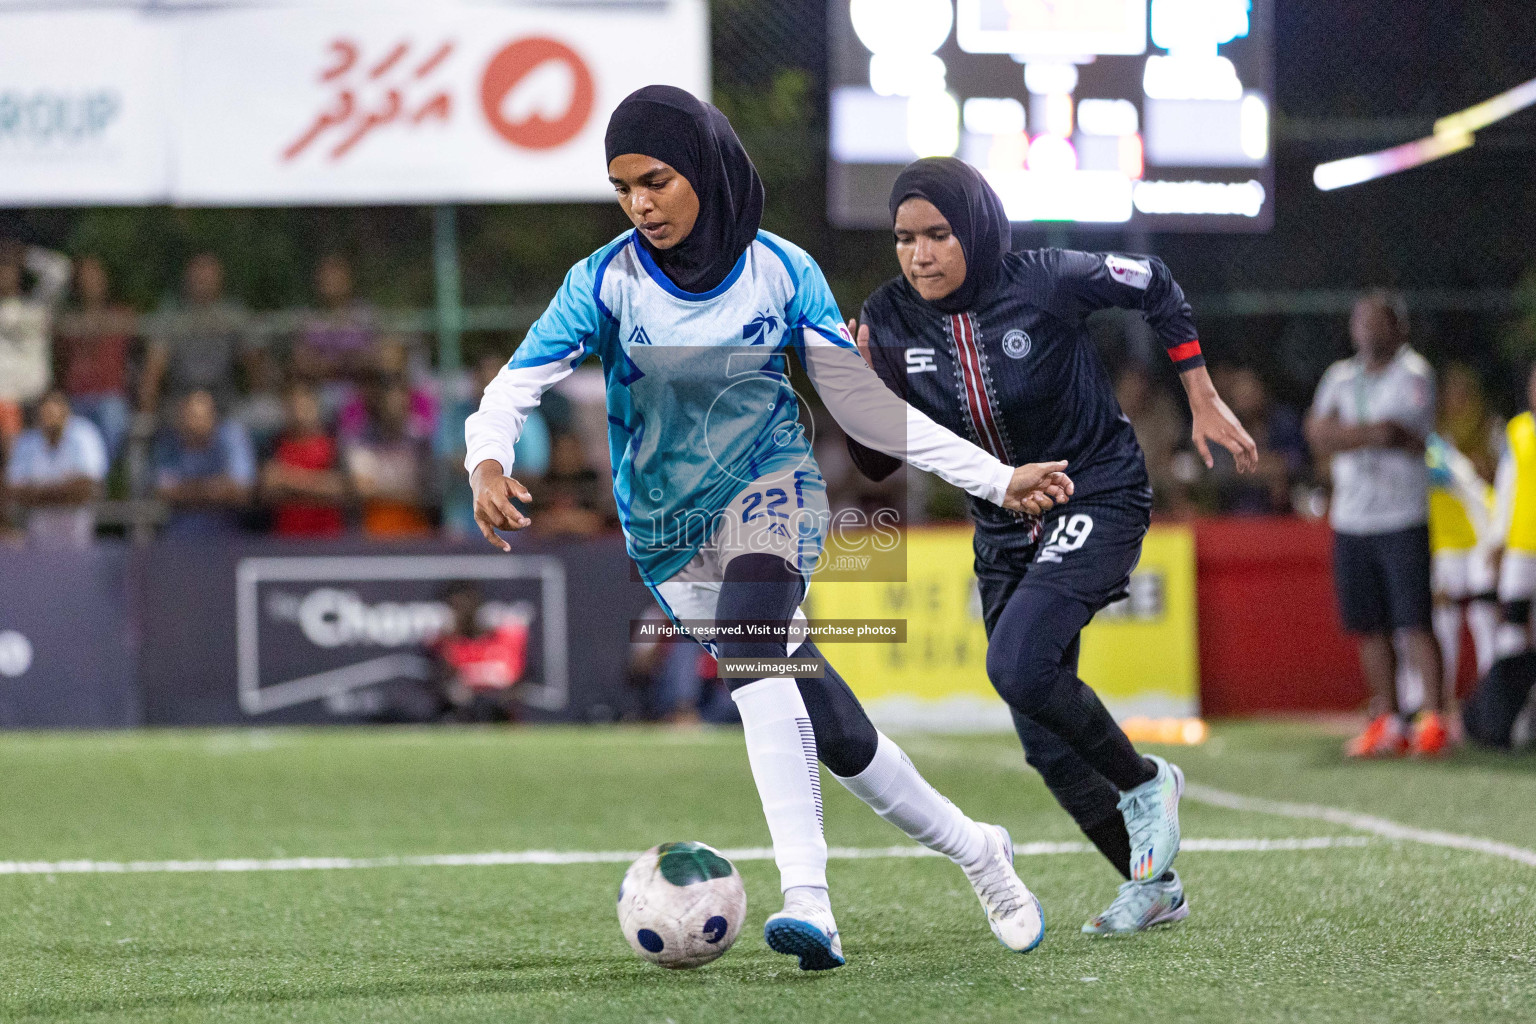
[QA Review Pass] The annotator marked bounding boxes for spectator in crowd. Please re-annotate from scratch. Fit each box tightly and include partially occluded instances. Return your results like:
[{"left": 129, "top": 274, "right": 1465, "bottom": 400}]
[
  {"left": 438, "top": 353, "right": 550, "bottom": 539},
  {"left": 261, "top": 384, "right": 347, "bottom": 539},
  {"left": 55, "top": 256, "right": 137, "bottom": 461},
  {"left": 291, "top": 253, "right": 376, "bottom": 420},
  {"left": 1307, "top": 290, "right": 1448, "bottom": 757},
  {"left": 4, "top": 390, "right": 107, "bottom": 549},
  {"left": 336, "top": 334, "right": 439, "bottom": 442},
  {"left": 1207, "top": 365, "right": 1308, "bottom": 514},
  {"left": 626, "top": 608, "right": 737, "bottom": 725},
  {"left": 152, "top": 389, "right": 256, "bottom": 536},
  {"left": 0, "top": 241, "right": 72, "bottom": 452},
  {"left": 427, "top": 581, "right": 530, "bottom": 723},
  {"left": 141, "top": 252, "right": 262, "bottom": 416},
  {"left": 1115, "top": 363, "right": 1192, "bottom": 513},
  {"left": 535, "top": 432, "right": 610, "bottom": 536},
  {"left": 1438, "top": 362, "right": 1504, "bottom": 482},
  {"left": 230, "top": 353, "right": 289, "bottom": 455},
  {"left": 345, "top": 380, "right": 437, "bottom": 538},
  {"left": 1463, "top": 362, "right": 1536, "bottom": 749}
]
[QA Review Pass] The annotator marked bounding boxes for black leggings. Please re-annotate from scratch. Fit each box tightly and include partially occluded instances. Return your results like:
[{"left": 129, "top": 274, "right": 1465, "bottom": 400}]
[{"left": 714, "top": 553, "right": 879, "bottom": 778}]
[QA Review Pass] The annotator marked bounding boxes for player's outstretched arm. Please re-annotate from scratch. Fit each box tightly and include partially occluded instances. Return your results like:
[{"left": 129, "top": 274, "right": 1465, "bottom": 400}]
[
  {"left": 465, "top": 246, "right": 615, "bottom": 552},
  {"left": 1044, "top": 249, "right": 1259, "bottom": 473},
  {"left": 1179, "top": 364, "right": 1259, "bottom": 472},
  {"left": 1004, "top": 461, "right": 1074, "bottom": 515},
  {"left": 470, "top": 459, "right": 533, "bottom": 552}
]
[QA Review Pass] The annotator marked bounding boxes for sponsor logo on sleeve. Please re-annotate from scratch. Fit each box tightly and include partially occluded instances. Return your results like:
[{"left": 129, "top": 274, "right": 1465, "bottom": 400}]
[{"left": 1105, "top": 254, "right": 1152, "bottom": 290}]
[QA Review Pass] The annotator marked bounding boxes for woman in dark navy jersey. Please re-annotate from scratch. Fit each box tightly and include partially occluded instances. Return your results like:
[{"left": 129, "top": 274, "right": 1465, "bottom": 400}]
[{"left": 848, "top": 157, "right": 1258, "bottom": 935}]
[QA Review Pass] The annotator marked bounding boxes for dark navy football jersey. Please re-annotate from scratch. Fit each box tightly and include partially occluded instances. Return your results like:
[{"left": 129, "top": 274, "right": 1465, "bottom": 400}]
[{"left": 850, "top": 248, "right": 1203, "bottom": 547}]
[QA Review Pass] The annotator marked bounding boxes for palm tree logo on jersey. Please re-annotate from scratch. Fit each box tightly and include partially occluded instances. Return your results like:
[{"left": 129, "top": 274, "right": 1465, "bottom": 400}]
[{"left": 741, "top": 312, "right": 781, "bottom": 345}]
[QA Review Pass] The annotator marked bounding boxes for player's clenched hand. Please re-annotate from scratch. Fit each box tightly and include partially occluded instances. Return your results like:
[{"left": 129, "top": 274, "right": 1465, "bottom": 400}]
[
  {"left": 1003, "top": 461, "right": 1072, "bottom": 515},
  {"left": 1191, "top": 394, "right": 1259, "bottom": 472},
  {"left": 845, "top": 318, "right": 874, "bottom": 368},
  {"left": 471, "top": 459, "right": 532, "bottom": 552}
]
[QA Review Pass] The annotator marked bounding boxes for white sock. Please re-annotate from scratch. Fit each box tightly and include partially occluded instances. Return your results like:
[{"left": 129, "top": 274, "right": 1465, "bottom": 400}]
[
  {"left": 1433, "top": 604, "right": 1463, "bottom": 688},
  {"left": 1468, "top": 600, "right": 1500, "bottom": 675},
  {"left": 833, "top": 732, "right": 988, "bottom": 870},
  {"left": 731, "top": 677, "right": 827, "bottom": 892}
]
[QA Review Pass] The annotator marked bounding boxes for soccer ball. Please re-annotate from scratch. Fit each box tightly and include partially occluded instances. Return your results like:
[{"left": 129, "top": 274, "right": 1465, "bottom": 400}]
[{"left": 617, "top": 841, "right": 746, "bottom": 969}]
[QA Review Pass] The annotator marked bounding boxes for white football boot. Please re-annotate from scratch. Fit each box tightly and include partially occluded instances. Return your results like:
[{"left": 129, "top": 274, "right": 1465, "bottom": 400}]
[
  {"left": 963, "top": 824, "right": 1045, "bottom": 953},
  {"left": 764, "top": 893, "right": 845, "bottom": 971}
]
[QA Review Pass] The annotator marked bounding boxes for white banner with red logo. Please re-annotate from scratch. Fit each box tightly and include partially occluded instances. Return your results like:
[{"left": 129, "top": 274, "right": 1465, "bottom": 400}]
[
  {"left": 0, "top": 2, "right": 708, "bottom": 206},
  {"left": 174, "top": 3, "right": 708, "bottom": 204}
]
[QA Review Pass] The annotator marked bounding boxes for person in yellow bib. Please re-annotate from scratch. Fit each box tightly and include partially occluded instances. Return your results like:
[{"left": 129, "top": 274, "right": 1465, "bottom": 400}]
[
  {"left": 1424, "top": 434, "right": 1500, "bottom": 684},
  {"left": 1463, "top": 364, "right": 1536, "bottom": 749},
  {"left": 1491, "top": 365, "right": 1536, "bottom": 661}
]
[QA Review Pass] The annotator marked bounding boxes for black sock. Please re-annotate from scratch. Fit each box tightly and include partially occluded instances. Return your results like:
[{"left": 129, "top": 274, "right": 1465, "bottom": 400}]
[
  {"left": 1030, "top": 672, "right": 1156, "bottom": 792},
  {"left": 1082, "top": 814, "right": 1132, "bottom": 880}
]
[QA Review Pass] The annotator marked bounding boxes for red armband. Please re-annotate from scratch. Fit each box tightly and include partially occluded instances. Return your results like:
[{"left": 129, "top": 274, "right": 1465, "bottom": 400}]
[{"left": 1167, "top": 339, "right": 1203, "bottom": 364}]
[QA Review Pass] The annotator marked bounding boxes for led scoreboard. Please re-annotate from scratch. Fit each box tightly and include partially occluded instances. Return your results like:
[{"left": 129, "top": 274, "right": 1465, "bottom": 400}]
[{"left": 829, "top": 0, "right": 1273, "bottom": 230}]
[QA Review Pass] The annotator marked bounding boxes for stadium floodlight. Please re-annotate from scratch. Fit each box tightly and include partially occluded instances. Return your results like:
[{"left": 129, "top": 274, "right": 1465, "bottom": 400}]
[
  {"left": 1313, "top": 74, "right": 1536, "bottom": 191},
  {"left": 850, "top": 0, "right": 953, "bottom": 57}
]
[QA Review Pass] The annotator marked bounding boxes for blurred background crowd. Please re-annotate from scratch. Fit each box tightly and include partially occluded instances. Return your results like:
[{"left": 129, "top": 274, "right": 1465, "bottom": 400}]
[
  {"left": 0, "top": 235, "right": 1522, "bottom": 549},
  {"left": 0, "top": 242, "right": 620, "bottom": 546}
]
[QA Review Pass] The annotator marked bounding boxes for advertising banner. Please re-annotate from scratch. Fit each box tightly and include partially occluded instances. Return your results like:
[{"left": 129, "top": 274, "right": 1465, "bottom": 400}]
[
  {"left": 173, "top": 3, "right": 708, "bottom": 204},
  {"left": 235, "top": 552, "right": 567, "bottom": 716},
  {"left": 136, "top": 536, "right": 653, "bottom": 726},
  {"left": 0, "top": 545, "right": 138, "bottom": 728},
  {"left": 0, "top": 11, "right": 174, "bottom": 205},
  {"left": 804, "top": 525, "right": 1200, "bottom": 730},
  {"left": 0, "top": 1, "right": 707, "bottom": 206}
]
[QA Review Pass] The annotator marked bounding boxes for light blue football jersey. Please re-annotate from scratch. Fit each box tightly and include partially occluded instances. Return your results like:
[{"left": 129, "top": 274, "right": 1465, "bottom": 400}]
[{"left": 469, "top": 228, "right": 854, "bottom": 583}]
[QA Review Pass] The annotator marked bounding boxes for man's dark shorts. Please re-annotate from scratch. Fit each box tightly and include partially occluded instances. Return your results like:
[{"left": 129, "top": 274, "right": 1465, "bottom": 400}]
[{"left": 1332, "top": 524, "right": 1434, "bottom": 633}]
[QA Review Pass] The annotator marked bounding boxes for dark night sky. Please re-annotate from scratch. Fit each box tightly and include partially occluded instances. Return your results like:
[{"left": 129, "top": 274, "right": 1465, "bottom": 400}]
[{"left": 1158, "top": 0, "right": 1536, "bottom": 294}]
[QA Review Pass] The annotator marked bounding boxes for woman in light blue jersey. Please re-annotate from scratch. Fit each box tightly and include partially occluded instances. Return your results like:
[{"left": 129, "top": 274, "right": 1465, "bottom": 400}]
[{"left": 467, "top": 86, "right": 1069, "bottom": 969}]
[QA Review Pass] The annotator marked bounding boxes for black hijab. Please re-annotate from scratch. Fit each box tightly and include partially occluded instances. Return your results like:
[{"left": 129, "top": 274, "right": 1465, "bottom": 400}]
[
  {"left": 604, "top": 85, "right": 765, "bottom": 294},
  {"left": 888, "top": 157, "right": 1012, "bottom": 314}
]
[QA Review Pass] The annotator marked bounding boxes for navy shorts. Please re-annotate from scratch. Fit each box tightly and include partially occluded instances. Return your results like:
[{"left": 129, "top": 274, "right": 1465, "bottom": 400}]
[
  {"left": 973, "top": 497, "right": 1152, "bottom": 635},
  {"left": 1332, "top": 525, "right": 1434, "bottom": 633}
]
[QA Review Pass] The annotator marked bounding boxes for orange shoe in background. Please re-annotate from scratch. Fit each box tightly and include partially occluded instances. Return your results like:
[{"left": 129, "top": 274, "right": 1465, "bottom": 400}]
[
  {"left": 1345, "top": 714, "right": 1409, "bottom": 758},
  {"left": 1410, "top": 712, "right": 1451, "bottom": 758}
]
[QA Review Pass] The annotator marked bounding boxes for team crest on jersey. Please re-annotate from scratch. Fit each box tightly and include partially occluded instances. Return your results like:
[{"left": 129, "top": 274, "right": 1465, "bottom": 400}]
[
  {"left": 1002, "top": 329, "right": 1032, "bottom": 360},
  {"left": 741, "top": 312, "right": 782, "bottom": 345},
  {"left": 628, "top": 325, "right": 652, "bottom": 346}
]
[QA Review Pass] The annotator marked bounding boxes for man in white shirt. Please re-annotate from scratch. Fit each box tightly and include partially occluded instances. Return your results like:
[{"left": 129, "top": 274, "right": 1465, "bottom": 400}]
[
  {"left": 1307, "top": 291, "right": 1447, "bottom": 757},
  {"left": 5, "top": 390, "right": 108, "bottom": 549}
]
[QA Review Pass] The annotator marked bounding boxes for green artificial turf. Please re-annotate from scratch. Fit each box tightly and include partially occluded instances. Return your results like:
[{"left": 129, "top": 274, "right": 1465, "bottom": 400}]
[{"left": 0, "top": 723, "right": 1533, "bottom": 1023}]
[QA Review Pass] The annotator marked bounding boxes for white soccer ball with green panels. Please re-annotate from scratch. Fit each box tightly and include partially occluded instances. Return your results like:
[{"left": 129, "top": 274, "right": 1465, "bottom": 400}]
[{"left": 617, "top": 841, "right": 746, "bottom": 969}]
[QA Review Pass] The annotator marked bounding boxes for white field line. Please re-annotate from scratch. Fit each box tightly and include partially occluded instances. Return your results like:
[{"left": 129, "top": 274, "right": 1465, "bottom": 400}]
[
  {"left": 1183, "top": 783, "right": 1536, "bottom": 868},
  {"left": 900, "top": 738, "right": 1536, "bottom": 871},
  {"left": 0, "top": 836, "right": 1370, "bottom": 878}
]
